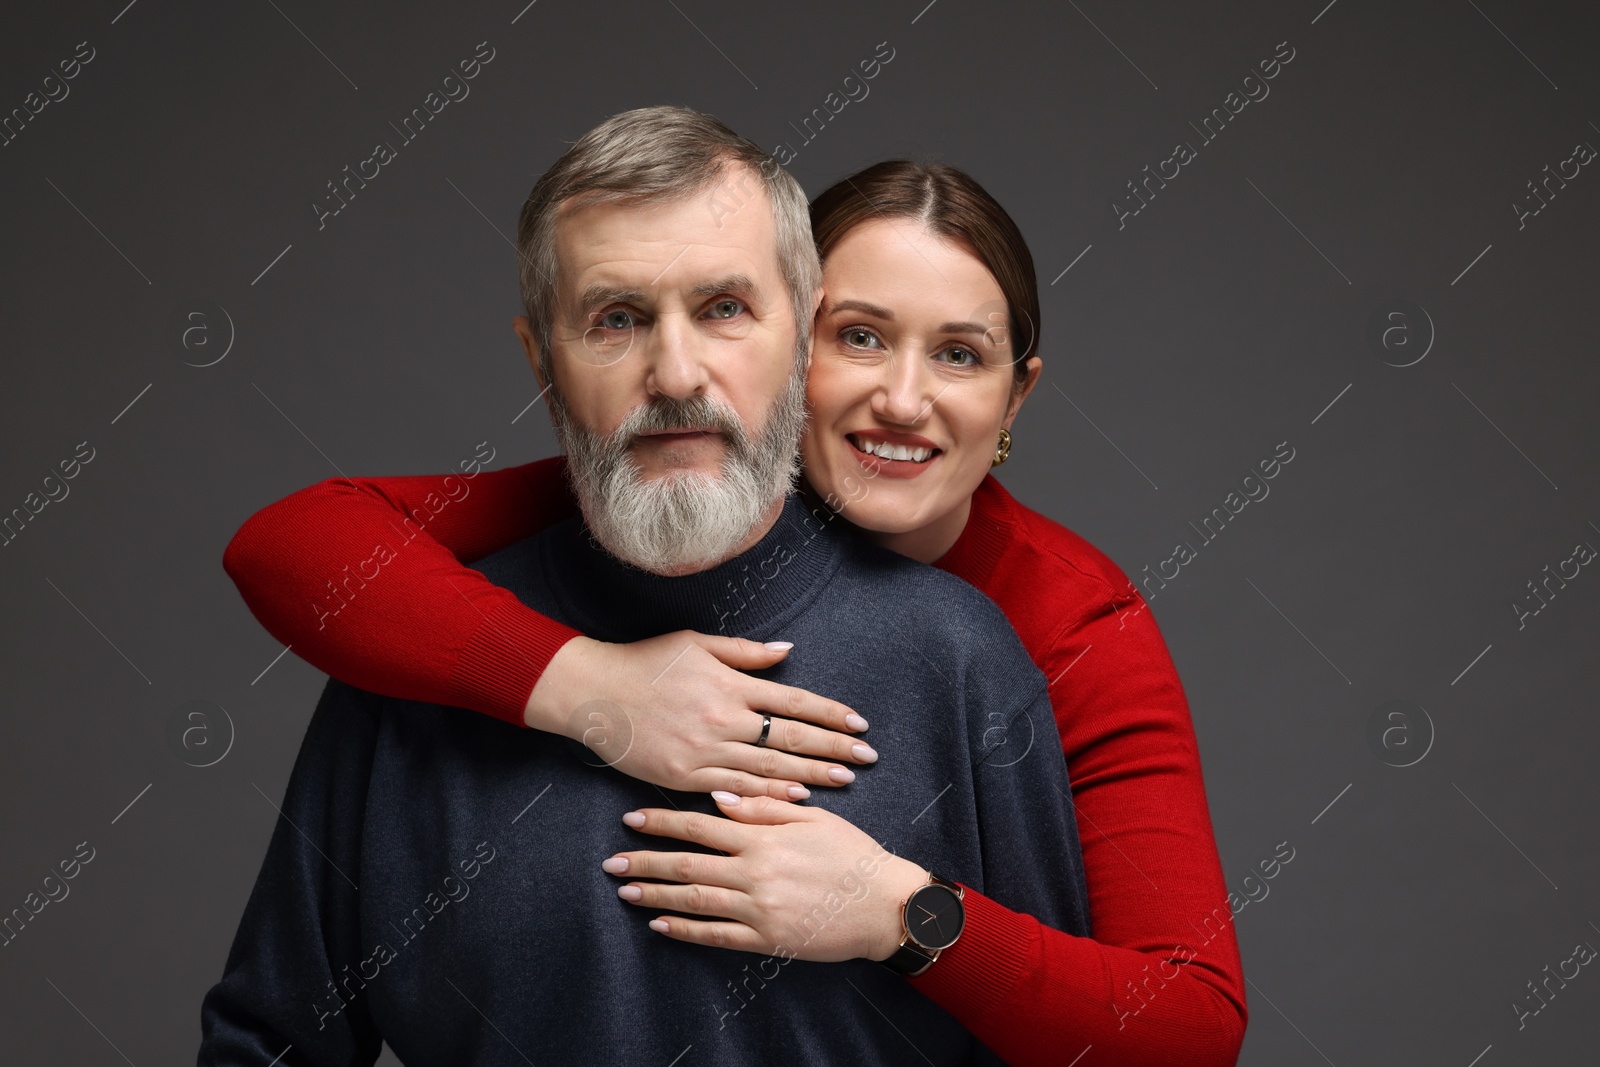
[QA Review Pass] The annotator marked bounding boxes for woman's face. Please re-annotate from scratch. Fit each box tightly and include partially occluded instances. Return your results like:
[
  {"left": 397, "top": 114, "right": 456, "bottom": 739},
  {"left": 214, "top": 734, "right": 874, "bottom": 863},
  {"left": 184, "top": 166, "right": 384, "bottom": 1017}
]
[{"left": 801, "top": 219, "right": 1041, "bottom": 550}]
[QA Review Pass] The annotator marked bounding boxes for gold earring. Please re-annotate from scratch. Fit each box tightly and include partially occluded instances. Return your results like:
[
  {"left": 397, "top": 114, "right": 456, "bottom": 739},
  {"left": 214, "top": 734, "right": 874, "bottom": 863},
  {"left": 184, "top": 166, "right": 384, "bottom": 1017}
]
[{"left": 992, "top": 428, "right": 1012, "bottom": 467}]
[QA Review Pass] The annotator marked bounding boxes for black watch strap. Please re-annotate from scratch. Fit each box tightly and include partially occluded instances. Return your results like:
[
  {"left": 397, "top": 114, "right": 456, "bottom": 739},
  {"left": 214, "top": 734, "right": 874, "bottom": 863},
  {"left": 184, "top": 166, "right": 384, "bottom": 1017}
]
[{"left": 883, "top": 939, "right": 939, "bottom": 977}]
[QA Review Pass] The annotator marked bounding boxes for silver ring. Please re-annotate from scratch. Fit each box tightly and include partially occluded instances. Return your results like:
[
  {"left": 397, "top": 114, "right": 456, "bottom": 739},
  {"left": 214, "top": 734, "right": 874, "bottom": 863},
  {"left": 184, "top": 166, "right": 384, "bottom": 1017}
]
[{"left": 755, "top": 714, "right": 772, "bottom": 748}]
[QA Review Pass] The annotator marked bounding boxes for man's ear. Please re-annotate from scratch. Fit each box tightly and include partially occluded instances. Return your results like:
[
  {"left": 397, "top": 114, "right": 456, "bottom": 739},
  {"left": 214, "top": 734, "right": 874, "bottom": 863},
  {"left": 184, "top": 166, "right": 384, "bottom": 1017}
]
[
  {"left": 805, "top": 285, "right": 826, "bottom": 370},
  {"left": 512, "top": 315, "right": 545, "bottom": 389},
  {"left": 1003, "top": 355, "right": 1043, "bottom": 428}
]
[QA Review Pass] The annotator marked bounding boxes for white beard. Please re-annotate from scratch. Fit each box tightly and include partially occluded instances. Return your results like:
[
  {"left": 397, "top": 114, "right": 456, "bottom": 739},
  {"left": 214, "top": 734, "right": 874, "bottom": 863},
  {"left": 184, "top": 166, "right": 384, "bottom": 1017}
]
[{"left": 548, "top": 369, "right": 807, "bottom": 575}]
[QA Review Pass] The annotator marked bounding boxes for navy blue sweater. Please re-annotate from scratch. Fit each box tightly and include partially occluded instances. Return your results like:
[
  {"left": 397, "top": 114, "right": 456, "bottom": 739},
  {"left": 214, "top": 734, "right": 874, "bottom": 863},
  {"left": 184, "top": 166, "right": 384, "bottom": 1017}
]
[{"left": 199, "top": 494, "right": 1091, "bottom": 1066}]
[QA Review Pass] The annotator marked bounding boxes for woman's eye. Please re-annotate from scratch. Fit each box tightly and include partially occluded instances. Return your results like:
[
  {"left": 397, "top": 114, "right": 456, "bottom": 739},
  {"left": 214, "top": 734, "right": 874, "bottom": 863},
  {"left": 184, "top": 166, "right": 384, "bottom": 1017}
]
[
  {"left": 938, "top": 346, "right": 979, "bottom": 366},
  {"left": 843, "top": 328, "right": 882, "bottom": 349},
  {"left": 599, "top": 309, "right": 634, "bottom": 330},
  {"left": 707, "top": 299, "right": 745, "bottom": 320}
]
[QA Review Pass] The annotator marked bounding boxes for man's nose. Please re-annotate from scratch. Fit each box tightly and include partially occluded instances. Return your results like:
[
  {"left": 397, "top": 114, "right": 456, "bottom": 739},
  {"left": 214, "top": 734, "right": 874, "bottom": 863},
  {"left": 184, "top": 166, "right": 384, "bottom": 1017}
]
[
  {"left": 643, "top": 311, "right": 711, "bottom": 400},
  {"left": 872, "top": 349, "right": 936, "bottom": 425}
]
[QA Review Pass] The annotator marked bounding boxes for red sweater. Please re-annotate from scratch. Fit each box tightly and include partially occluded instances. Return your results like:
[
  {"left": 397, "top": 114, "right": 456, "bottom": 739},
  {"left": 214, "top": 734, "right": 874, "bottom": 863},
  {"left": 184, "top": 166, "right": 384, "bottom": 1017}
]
[{"left": 223, "top": 458, "right": 1247, "bottom": 1065}]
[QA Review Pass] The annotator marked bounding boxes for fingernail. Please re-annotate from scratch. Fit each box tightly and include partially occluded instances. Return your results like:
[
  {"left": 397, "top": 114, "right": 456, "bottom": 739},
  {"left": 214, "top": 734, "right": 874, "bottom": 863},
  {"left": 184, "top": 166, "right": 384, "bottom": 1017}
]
[
  {"left": 601, "top": 857, "right": 629, "bottom": 875},
  {"left": 622, "top": 811, "right": 646, "bottom": 828},
  {"left": 852, "top": 743, "right": 878, "bottom": 763},
  {"left": 787, "top": 785, "right": 811, "bottom": 800},
  {"left": 711, "top": 790, "right": 741, "bottom": 805},
  {"left": 617, "top": 885, "right": 642, "bottom": 901},
  {"left": 764, "top": 641, "right": 793, "bottom": 652},
  {"left": 828, "top": 766, "right": 856, "bottom": 784},
  {"left": 649, "top": 919, "right": 671, "bottom": 934},
  {"left": 845, "top": 713, "right": 869, "bottom": 731}
]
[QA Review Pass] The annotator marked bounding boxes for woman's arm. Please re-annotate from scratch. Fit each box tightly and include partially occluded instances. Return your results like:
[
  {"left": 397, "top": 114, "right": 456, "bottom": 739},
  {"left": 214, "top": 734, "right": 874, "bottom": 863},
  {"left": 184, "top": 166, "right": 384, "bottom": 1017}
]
[
  {"left": 222, "top": 456, "right": 876, "bottom": 799},
  {"left": 906, "top": 587, "right": 1248, "bottom": 1066},
  {"left": 223, "top": 455, "right": 579, "bottom": 722}
]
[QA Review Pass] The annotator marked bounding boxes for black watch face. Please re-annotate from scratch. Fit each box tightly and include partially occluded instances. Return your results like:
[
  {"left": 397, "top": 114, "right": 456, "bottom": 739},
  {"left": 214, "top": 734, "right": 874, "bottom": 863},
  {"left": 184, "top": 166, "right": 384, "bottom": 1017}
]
[{"left": 905, "top": 884, "right": 964, "bottom": 951}]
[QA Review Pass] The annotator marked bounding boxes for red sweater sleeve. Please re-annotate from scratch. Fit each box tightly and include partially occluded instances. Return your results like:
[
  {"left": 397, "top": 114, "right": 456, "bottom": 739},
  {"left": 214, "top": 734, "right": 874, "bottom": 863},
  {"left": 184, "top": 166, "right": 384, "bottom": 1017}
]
[
  {"left": 222, "top": 455, "right": 582, "bottom": 725},
  {"left": 915, "top": 482, "right": 1246, "bottom": 1066}
]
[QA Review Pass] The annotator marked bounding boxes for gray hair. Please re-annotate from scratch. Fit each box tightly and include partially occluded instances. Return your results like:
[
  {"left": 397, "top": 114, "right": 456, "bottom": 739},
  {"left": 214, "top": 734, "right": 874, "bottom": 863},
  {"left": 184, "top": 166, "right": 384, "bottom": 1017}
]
[{"left": 515, "top": 105, "right": 822, "bottom": 383}]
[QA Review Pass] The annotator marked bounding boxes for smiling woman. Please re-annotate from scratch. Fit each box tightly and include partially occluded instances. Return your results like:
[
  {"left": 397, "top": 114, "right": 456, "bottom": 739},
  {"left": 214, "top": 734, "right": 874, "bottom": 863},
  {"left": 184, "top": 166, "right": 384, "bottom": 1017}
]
[{"left": 801, "top": 162, "right": 1041, "bottom": 563}]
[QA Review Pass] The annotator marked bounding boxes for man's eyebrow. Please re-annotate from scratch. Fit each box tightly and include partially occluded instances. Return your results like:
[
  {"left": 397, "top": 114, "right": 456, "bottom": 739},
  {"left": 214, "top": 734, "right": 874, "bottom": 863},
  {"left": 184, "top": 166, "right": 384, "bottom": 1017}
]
[
  {"left": 574, "top": 284, "right": 647, "bottom": 315},
  {"left": 689, "top": 273, "right": 760, "bottom": 300}
]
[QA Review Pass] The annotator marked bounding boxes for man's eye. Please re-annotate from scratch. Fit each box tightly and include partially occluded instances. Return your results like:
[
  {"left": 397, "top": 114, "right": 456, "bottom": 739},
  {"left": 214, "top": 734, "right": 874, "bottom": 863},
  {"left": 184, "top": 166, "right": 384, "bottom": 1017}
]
[
  {"left": 707, "top": 299, "right": 745, "bottom": 320},
  {"left": 598, "top": 309, "right": 634, "bottom": 330},
  {"left": 843, "top": 328, "right": 882, "bottom": 349}
]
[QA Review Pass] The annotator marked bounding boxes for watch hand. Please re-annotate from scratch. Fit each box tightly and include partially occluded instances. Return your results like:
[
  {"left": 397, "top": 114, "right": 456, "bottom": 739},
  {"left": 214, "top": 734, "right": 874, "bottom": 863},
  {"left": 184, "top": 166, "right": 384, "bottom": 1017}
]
[{"left": 916, "top": 905, "right": 938, "bottom": 923}]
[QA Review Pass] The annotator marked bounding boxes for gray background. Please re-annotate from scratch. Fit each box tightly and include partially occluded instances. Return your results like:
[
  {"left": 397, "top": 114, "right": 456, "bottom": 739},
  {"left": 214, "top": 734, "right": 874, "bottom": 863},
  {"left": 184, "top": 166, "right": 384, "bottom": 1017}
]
[{"left": 1, "top": 0, "right": 1596, "bottom": 1063}]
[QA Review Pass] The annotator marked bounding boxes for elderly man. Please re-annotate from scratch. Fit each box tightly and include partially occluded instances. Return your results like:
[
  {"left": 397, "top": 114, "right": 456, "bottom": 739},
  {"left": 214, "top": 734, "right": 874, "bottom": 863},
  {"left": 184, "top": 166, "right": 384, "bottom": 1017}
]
[{"left": 198, "top": 106, "right": 1088, "bottom": 1066}]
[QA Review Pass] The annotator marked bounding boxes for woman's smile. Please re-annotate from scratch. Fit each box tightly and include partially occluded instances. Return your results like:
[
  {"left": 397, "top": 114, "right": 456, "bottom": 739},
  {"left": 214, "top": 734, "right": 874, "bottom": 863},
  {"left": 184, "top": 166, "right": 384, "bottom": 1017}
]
[{"left": 845, "top": 430, "right": 942, "bottom": 478}]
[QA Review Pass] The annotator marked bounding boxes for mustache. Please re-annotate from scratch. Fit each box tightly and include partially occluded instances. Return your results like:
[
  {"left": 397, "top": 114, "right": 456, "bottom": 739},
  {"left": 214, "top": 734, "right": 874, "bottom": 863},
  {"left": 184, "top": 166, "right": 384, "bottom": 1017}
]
[{"left": 615, "top": 395, "right": 752, "bottom": 452}]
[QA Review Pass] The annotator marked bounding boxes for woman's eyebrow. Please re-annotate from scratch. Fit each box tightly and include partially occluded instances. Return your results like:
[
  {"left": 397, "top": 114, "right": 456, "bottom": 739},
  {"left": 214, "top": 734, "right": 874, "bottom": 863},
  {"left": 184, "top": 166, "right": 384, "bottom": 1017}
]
[
  {"left": 827, "top": 299, "right": 989, "bottom": 337},
  {"left": 827, "top": 299, "right": 894, "bottom": 319}
]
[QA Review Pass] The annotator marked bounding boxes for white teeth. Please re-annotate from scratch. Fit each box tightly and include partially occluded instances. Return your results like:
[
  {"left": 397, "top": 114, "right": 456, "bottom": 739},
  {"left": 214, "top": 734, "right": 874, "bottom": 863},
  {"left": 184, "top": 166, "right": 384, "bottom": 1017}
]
[{"left": 852, "top": 435, "right": 932, "bottom": 463}]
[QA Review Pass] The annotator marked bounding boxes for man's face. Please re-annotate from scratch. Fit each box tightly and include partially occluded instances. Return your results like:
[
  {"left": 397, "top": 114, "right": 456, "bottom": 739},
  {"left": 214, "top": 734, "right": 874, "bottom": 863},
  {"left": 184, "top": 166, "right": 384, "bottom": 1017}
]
[
  {"left": 533, "top": 167, "right": 799, "bottom": 480},
  {"left": 512, "top": 165, "right": 811, "bottom": 575}
]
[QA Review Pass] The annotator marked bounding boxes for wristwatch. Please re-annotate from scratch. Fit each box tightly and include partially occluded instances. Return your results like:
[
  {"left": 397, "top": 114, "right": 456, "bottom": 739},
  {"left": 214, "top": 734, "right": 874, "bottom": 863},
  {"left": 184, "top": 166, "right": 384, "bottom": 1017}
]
[{"left": 881, "top": 872, "right": 966, "bottom": 977}]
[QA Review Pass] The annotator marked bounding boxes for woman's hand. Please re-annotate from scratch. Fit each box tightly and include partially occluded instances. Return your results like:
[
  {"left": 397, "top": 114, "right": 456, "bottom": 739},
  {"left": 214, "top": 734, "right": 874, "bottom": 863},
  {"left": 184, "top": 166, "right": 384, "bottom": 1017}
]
[
  {"left": 601, "top": 793, "right": 931, "bottom": 963},
  {"left": 526, "top": 632, "right": 877, "bottom": 800}
]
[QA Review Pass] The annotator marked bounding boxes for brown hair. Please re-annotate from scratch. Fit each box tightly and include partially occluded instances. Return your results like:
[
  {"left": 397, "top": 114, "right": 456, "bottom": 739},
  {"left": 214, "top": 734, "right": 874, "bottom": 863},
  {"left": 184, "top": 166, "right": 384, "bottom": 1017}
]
[{"left": 808, "top": 161, "right": 1039, "bottom": 384}]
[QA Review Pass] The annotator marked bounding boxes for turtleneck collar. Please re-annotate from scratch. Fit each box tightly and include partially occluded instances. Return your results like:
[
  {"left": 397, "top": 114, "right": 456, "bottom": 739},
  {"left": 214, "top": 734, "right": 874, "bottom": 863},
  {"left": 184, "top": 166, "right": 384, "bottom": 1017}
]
[{"left": 540, "top": 493, "right": 845, "bottom": 641}]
